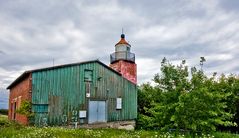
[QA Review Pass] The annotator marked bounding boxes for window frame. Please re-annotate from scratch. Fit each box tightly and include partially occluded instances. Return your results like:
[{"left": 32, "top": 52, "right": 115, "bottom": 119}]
[{"left": 84, "top": 69, "right": 93, "bottom": 82}]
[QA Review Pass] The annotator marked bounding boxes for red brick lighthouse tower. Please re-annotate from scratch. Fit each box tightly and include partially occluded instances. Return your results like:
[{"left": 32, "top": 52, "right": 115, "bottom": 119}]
[{"left": 110, "top": 34, "right": 137, "bottom": 84}]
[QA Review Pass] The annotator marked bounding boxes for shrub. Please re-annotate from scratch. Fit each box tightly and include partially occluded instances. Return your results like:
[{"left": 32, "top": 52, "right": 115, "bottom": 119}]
[{"left": 0, "top": 109, "right": 8, "bottom": 115}]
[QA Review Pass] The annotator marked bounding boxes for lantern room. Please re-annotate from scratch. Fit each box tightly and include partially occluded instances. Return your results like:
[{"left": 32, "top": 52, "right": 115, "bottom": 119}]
[{"left": 110, "top": 34, "right": 135, "bottom": 64}]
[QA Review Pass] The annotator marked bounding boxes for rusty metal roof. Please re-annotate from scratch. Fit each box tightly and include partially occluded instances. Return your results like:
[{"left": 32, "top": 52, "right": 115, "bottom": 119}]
[
  {"left": 115, "top": 34, "right": 131, "bottom": 46},
  {"left": 6, "top": 60, "right": 121, "bottom": 89}
]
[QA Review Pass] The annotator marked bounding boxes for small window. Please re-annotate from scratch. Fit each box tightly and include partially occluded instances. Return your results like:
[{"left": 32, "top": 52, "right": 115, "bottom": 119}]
[
  {"left": 116, "top": 98, "right": 122, "bottom": 109},
  {"left": 84, "top": 70, "right": 93, "bottom": 82}
]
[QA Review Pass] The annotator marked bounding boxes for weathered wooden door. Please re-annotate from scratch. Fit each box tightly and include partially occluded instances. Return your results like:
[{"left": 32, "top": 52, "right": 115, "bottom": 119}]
[{"left": 88, "top": 101, "right": 106, "bottom": 123}]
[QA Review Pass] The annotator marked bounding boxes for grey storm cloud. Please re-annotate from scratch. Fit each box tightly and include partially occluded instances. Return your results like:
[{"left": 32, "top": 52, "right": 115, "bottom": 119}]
[
  {"left": 0, "top": 50, "right": 5, "bottom": 54},
  {"left": 1, "top": 0, "right": 239, "bottom": 109}
]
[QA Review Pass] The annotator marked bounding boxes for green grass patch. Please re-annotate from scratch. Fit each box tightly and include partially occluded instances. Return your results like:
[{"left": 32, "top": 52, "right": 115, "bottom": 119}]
[{"left": 0, "top": 115, "right": 238, "bottom": 138}]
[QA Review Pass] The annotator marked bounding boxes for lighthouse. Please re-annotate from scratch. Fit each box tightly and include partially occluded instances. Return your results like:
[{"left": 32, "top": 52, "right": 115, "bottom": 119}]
[{"left": 110, "top": 34, "right": 137, "bottom": 84}]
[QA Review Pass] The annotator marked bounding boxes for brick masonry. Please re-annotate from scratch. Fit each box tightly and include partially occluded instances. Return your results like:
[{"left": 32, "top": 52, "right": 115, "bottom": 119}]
[
  {"left": 8, "top": 74, "right": 32, "bottom": 125},
  {"left": 110, "top": 60, "right": 137, "bottom": 84}
]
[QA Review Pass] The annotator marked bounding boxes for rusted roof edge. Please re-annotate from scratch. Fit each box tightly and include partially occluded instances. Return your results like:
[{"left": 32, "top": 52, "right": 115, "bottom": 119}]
[
  {"left": 7, "top": 59, "right": 122, "bottom": 89},
  {"left": 6, "top": 71, "right": 31, "bottom": 89}
]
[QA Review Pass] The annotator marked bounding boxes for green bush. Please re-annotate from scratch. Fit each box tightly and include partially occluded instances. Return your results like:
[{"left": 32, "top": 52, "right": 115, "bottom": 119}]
[
  {"left": 16, "top": 100, "right": 33, "bottom": 118},
  {"left": 137, "top": 58, "right": 238, "bottom": 132},
  {"left": 0, "top": 109, "right": 8, "bottom": 115}
]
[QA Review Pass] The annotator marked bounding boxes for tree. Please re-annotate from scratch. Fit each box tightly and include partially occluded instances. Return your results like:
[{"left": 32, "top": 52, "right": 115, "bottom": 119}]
[
  {"left": 211, "top": 74, "right": 239, "bottom": 132},
  {"left": 137, "top": 58, "right": 237, "bottom": 132},
  {"left": 172, "top": 70, "right": 234, "bottom": 132},
  {"left": 136, "top": 83, "right": 162, "bottom": 129}
]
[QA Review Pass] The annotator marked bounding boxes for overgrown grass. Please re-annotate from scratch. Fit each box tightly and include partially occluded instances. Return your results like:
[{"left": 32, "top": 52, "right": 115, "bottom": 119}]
[{"left": 0, "top": 115, "right": 238, "bottom": 138}]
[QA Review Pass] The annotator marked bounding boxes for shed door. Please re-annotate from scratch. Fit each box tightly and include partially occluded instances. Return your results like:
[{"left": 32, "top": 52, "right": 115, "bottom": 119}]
[{"left": 88, "top": 101, "right": 106, "bottom": 123}]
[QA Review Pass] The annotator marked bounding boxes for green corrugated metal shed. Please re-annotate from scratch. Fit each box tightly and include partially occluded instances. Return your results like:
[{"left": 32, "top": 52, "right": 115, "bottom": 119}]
[{"left": 31, "top": 60, "right": 137, "bottom": 126}]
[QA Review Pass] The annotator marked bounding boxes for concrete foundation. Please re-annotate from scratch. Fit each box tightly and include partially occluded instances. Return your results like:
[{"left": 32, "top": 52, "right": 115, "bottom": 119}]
[{"left": 77, "top": 120, "right": 135, "bottom": 130}]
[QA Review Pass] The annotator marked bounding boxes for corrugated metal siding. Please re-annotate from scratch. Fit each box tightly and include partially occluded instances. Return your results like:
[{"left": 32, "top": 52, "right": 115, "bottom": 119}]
[{"left": 31, "top": 61, "right": 137, "bottom": 126}]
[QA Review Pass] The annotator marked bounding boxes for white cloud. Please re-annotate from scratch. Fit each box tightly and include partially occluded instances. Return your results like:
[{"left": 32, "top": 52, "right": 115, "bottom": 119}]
[
  {"left": 137, "top": 58, "right": 162, "bottom": 84},
  {"left": 1, "top": 0, "right": 239, "bottom": 108}
]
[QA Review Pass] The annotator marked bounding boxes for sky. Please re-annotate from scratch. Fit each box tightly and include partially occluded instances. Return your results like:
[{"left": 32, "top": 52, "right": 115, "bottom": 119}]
[{"left": 1, "top": 0, "right": 239, "bottom": 109}]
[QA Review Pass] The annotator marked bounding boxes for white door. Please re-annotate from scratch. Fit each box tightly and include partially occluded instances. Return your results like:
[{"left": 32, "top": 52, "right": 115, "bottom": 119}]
[{"left": 88, "top": 101, "right": 106, "bottom": 123}]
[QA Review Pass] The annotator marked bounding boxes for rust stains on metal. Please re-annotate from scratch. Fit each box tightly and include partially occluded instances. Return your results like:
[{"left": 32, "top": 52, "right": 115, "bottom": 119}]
[
  {"left": 109, "top": 61, "right": 137, "bottom": 84},
  {"left": 115, "top": 34, "right": 131, "bottom": 46},
  {"left": 29, "top": 61, "right": 137, "bottom": 126}
]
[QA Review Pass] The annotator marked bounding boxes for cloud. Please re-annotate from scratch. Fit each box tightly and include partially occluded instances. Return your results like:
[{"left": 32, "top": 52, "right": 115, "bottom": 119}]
[
  {"left": 217, "top": 0, "right": 239, "bottom": 13},
  {"left": 1, "top": 0, "right": 239, "bottom": 108},
  {"left": 0, "top": 50, "right": 5, "bottom": 55}
]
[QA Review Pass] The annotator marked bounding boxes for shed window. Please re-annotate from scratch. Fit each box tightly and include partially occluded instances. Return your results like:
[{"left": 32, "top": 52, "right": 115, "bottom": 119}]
[
  {"left": 84, "top": 70, "right": 93, "bottom": 82},
  {"left": 116, "top": 98, "right": 122, "bottom": 109}
]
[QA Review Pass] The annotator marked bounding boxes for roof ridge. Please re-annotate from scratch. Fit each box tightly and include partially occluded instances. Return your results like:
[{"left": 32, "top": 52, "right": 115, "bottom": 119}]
[{"left": 6, "top": 59, "right": 122, "bottom": 89}]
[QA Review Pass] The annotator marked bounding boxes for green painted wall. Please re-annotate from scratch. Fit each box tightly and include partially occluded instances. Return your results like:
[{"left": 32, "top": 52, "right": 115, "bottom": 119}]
[{"left": 31, "top": 61, "right": 137, "bottom": 126}]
